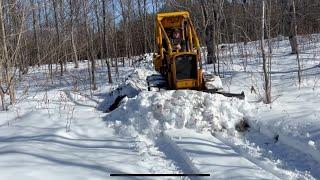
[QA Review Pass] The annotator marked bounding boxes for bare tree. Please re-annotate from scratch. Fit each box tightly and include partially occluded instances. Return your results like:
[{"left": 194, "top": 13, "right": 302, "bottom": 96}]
[
  {"left": 200, "top": 0, "right": 216, "bottom": 67},
  {"left": 83, "top": 0, "right": 97, "bottom": 90},
  {"left": 0, "top": 0, "right": 7, "bottom": 108},
  {"left": 69, "top": 0, "right": 79, "bottom": 68},
  {"left": 0, "top": 0, "right": 26, "bottom": 105},
  {"left": 102, "top": 0, "right": 113, "bottom": 83},
  {"left": 30, "top": 0, "right": 41, "bottom": 67},
  {"left": 261, "top": 0, "right": 271, "bottom": 104},
  {"left": 291, "top": 0, "right": 302, "bottom": 85},
  {"left": 52, "top": 0, "right": 63, "bottom": 76}
]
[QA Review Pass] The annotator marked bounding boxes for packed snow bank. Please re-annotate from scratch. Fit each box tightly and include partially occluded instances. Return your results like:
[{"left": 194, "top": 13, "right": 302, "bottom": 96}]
[
  {"left": 203, "top": 72, "right": 223, "bottom": 90},
  {"left": 98, "top": 68, "right": 157, "bottom": 112},
  {"left": 98, "top": 54, "right": 159, "bottom": 112},
  {"left": 107, "top": 90, "right": 252, "bottom": 139},
  {"left": 111, "top": 67, "right": 154, "bottom": 96}
]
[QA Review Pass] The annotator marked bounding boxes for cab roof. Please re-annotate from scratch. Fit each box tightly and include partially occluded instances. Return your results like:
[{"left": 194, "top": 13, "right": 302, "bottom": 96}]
[{"left": 156, "top": 11, "right": 190, "bottom": 20}]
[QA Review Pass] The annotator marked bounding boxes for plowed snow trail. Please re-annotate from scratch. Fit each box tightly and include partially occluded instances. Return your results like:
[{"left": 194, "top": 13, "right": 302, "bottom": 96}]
[
  {"left": 155, "top": 133, "right": 202, "bottom": 180},
  {"left": 107, "top": 90, "right": 313, "bottom": 179},
  {"left": 244, "top": 128, "right": 320, "bottom": 178},
  {"left": 162, "top": 129, "right": 279, "bottom": 180}
]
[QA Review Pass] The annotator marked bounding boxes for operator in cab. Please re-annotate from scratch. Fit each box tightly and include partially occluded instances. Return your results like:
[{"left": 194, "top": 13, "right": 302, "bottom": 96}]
[
  {"left": 171, "top": 29, "right": 182, "bottom": 51},
  {"left": 163, "top": 28, "right": 185, "bottom": 52}
]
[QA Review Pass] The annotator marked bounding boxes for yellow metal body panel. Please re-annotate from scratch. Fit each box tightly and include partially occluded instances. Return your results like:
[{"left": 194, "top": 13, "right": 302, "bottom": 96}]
[
  {"left": 153, "top": 54, "right": 162, "bottom": 72},
  {"left": 157, "top": 12, "right": 189, "bottom": 28},
  {"left": 176, "top": 79, "right": 196, "bottom": 89},
  {"left": 156, "top": 11, "right": 190, "bottom": 19}
]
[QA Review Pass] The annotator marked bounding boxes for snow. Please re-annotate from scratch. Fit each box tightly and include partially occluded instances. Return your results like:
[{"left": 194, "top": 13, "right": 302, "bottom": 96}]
[
  {"left": 166, "top": 129, "right": 279, "bottom": 179},
  {"left": 0, "top": 60, "right": 180, "bottom": 179},
  {"left": 0, "top": 91, "right": 147, "bottom": 180},
  {"left": 97, "top": 55, "right": 157, "bottom": 112},
  {"left": 0, "top": 34, "right": 319, "bottom": 179},
  {"left": 203, "top": 73, "right": 223, "bottom": 90},
  {"left": 211, "top": 34, "right": 320, "bottom": 178},
  {"left": 309, "top": 140, "right": 316, "bottom": 148},
  {"left": 107, "top": 90, "right": 251, "bottom": 139}
]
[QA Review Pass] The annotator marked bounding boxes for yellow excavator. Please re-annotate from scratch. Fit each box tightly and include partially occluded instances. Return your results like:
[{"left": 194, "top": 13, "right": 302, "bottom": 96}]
[{"left": 148, "top": 11, "right": 244, "bottom": 99}]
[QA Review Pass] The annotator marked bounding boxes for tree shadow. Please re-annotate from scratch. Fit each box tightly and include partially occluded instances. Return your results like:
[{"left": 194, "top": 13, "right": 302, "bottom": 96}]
[
  {"left": 0, "top": 134, "right": 146, "bottom": 180},
  {"left": 185, "top": 149, "right": 238, "bottom": 157},
  {"left": 270, "top": 64, "right": 320, "bottom": 74},
  {"left": 0, "top": 150, "right": 143, "bottom": 180},
  {"left": 176, "top": 139, "right": 232, "bottom": 151},
  {"left": 244, "top": 129, "right": 320, "bottom": 178},
  {"left": 0, "top": 134, "right": 136, "bottom": 150},
  {"left": 64, "top": 90, "right": 97, "bottom": 108}
]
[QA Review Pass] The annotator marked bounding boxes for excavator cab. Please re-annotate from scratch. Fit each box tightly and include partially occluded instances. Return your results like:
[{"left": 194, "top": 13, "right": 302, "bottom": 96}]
[{"left": 153, "top": 11, "right": 203, "bottom": 90}]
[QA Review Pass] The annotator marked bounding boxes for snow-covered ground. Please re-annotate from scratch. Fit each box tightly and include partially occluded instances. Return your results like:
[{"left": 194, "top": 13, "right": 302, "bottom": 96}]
[
  {"left": 213, "top": 34, "right": 320, "bottom": 178},
  {"left": 0, "top": 35, "right": 319, "bottom": 179}
]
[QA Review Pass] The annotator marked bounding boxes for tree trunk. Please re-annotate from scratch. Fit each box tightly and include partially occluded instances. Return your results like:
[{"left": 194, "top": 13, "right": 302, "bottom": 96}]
[
  {"left": 284, "top": 0, "right": 298, "bottom": 54},
  {"left": 291, "top": 0, "right": 301, "bottom": 85},
  {"left": 200, "top": 0, "right": 215, "bottom": 66},
  {"left": 0, "top": 86, "right": 4, "bottom": 110},
  {"left": 103, "top": 0, "right": 113, "bottom": 83},
  {"left": 69, "top": 0, "right": 79, "bottom": 68},
  {"left": 44, "top": 0, "right": 53, "bottom": 82},
  {"left": 0, "top": 0, "right": 15, "bottom": 104},
  {"left": 52, "top": 0, "right": 63, "bottom": 76},
  {"left": 31, "top": 0, "right": 40, "bottom": 67},
  {"left": 261, "top": 0, "right": 271, "bottom": 104},
  {"left": 83, "top": 0, "right": 97, "bottom": 90},
  {"left": 119, "top": 0, "right": 131, "bottom": 58}
]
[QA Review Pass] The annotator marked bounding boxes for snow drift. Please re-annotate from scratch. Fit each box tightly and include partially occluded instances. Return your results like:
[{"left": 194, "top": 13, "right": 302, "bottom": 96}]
[
  {"left": 107, "top": 90, "right": 252, "bottom": 139},
  {"left": 98, "top": 54, "right": 159, "bottom": 111}
]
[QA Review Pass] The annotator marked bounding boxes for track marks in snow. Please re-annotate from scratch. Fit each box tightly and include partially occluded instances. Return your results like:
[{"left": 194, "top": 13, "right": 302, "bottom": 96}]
[
  {"left": 212, "top": 131, "right": 315, "bottom": 179},
  {"left": 258, "top": 123, "right": 320, "bottom": 163},
  {"left": 166, "top": 129, "right": 281, "bottom": 180},
  {"left": 133, "top": 135, "right": 182, "bottom": 177},
  {"left": 155, "top": 133, "right": 202, "bottom": 180},
  {"left": 245, "top": 128, "right": 320, "bottom": 178}
]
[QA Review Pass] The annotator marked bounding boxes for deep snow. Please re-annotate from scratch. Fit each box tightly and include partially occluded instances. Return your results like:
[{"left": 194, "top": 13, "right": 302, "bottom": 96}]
[
  {"left": 0, "top": 35, "right": 319, "bottom": 179},
  {"left": 207, "top": 34, "right": 320, "bottom": 178},
  {"left": 107, "top": 90, "right": 251, "bottom": 139}
]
